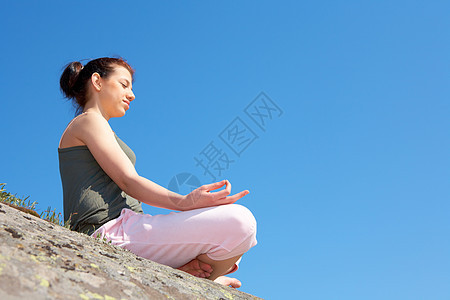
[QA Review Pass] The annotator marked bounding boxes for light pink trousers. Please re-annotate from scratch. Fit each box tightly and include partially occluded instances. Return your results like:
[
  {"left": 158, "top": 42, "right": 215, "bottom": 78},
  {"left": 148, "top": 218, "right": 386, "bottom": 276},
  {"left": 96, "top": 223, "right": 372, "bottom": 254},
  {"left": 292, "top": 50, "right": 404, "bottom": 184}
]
[{"left": 91, "top": 204, "right": 257, "bottom": 273}]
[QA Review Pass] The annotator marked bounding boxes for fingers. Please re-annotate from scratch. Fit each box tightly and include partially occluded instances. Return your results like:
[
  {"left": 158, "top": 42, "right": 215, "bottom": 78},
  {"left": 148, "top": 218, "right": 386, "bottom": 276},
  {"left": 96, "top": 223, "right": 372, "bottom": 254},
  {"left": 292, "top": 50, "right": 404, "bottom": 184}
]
[
  {"left": 200, "top": 180, "right": 249, "bottom": 206},
  {"left": 218, "top": 190, "right": 250, "bottom": 204},
  {"left": 202, "top": 179, "right": 232, "bottom": 200},
  {"left": 210, "top": 180, "right": 232, "bottom": 199},
  {"left": 203, "top": 180, "right": 227, "bottom": 192}
]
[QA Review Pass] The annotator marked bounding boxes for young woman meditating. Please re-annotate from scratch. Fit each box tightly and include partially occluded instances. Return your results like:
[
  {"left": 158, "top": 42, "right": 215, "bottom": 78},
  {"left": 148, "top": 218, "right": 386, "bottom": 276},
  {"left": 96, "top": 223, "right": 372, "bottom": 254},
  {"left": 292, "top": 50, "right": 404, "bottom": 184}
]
[{"left": 58, "top": 57, "right": 257, "bottom": 288}]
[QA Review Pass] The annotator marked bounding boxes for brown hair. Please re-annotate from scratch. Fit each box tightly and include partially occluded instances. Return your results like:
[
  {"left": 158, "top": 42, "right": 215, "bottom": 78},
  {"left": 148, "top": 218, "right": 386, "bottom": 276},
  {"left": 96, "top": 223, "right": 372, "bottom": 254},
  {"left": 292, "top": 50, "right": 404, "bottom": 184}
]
[{"left": 60, "top": 57, "right": 135, "bottom": 114}]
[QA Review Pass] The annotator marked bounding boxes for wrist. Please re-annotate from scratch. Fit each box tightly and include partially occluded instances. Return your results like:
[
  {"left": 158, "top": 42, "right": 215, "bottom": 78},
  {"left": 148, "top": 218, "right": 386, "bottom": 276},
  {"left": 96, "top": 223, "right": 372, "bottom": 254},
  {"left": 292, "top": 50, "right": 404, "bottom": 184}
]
[{"left": 167, "top": 191, "right": 187, "bottom": 210}]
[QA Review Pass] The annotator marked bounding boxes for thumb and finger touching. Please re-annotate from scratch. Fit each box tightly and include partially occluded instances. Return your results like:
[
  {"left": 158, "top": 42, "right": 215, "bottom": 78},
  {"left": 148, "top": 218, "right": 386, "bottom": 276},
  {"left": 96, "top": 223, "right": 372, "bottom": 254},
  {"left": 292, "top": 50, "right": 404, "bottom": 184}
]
[
  {"left": 191, "top": 179, "right": 249, "bottom": 207},
  {"left": 203, "top": 179, "right": 230, "bottom": 192}
]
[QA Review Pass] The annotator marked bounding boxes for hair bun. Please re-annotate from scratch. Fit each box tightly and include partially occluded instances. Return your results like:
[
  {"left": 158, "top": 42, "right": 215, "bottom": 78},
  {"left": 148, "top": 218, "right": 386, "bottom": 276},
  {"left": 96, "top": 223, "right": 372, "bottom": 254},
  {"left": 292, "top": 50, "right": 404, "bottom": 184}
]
[{"left": 60, "top": 61, "right": 84, "bottom": 99}]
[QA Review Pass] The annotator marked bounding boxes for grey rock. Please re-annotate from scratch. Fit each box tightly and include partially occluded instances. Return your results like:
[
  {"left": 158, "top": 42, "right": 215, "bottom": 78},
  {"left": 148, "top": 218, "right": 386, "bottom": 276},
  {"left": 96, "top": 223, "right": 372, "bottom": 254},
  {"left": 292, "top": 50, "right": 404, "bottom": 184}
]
[{"left": 0, "top": 203, "right": 262, "bottom": 300}]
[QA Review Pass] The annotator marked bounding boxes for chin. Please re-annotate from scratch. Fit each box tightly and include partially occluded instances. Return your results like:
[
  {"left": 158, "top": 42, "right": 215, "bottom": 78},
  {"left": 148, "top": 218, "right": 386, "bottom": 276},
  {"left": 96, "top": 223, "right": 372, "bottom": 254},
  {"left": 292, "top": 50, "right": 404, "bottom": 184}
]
[{"left": 112, "top": 111, "right": 127, "bottom": 118}]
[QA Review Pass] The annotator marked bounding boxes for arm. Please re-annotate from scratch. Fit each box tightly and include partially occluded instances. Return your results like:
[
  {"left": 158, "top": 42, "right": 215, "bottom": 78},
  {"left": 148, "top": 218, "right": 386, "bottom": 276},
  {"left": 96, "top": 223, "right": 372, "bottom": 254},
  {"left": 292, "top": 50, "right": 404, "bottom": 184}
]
[{"left": 73, "top": 113, "right": 248, "bottom": 211}]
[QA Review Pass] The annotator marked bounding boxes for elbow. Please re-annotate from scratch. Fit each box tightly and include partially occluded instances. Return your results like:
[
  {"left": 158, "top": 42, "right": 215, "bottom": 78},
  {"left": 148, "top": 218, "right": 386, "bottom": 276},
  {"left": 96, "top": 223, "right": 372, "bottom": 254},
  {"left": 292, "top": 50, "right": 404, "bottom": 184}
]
[{"left": 117, "top": 172, "right": 140, "bottom": 195}]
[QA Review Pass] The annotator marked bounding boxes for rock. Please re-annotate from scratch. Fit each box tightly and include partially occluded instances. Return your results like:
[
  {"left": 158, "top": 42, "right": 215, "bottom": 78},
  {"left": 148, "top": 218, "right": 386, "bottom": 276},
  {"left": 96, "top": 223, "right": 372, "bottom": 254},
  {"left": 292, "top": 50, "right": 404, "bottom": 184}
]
[{"left": 0, "top": 203, "right": 262, "bottom": 300}]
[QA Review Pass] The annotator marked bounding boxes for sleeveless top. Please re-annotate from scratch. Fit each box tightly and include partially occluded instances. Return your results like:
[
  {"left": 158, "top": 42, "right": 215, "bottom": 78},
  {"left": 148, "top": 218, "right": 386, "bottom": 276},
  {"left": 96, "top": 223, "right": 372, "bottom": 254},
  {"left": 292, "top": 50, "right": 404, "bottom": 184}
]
[{"left": 58, "top": 134, "right": 143, "bottom": 235}]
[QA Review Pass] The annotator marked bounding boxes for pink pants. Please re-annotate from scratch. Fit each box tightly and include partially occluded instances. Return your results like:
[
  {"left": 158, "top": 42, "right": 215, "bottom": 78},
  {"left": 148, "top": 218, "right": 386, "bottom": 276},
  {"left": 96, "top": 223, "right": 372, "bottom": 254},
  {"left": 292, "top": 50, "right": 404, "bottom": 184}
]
[{"left": 92, "top": 204, "right": 257, "bottom": 273}]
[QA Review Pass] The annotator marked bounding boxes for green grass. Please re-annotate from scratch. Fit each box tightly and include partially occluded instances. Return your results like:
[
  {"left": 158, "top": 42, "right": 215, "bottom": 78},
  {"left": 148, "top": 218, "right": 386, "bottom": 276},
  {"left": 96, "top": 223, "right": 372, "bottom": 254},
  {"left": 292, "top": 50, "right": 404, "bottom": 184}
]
[
  {"left": 0, "top": 183, "right": 37, "bottom": 210},
  {"left": 0, "top": 183, "right": 71, "bottom": 229}
]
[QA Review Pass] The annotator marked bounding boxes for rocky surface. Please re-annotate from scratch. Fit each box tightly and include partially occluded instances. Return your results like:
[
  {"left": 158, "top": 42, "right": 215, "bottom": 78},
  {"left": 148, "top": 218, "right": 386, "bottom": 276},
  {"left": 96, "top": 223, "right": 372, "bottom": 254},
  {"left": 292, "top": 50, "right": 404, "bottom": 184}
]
[{"left": 0, "top": 203, "right": 262, "bottom": 300}]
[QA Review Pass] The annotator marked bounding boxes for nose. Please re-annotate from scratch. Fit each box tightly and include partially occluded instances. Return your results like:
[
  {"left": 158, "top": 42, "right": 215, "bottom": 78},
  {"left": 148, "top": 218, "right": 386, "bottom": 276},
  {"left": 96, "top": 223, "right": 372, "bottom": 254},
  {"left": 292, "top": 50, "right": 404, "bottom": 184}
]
[{"left": 127, "top": 90, "right": 135, "bottom": 101}]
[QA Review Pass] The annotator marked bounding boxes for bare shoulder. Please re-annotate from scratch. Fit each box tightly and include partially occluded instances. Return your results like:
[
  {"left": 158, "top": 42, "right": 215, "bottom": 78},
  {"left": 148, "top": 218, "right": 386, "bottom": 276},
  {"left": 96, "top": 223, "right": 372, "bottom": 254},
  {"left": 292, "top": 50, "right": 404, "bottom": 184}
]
[
  {"left": 74, "top": 112, "right": 114, "bottom": 143},
  {"left": 60, "top": 112, "right": 113, "bottom": 148},
  {"left": 73, "top": 112, "right": 111, "bottom": 132}
]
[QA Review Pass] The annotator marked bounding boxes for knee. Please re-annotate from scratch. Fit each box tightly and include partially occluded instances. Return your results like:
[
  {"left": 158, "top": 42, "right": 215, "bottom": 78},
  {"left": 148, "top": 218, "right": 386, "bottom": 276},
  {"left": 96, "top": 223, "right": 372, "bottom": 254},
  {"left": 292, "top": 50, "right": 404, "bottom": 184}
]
[
  {"left": 220, "top": 204, "right": 257, "bottom": 239},
  {"left": 204, "top": 204, "right": 257, "bottom": 260}
]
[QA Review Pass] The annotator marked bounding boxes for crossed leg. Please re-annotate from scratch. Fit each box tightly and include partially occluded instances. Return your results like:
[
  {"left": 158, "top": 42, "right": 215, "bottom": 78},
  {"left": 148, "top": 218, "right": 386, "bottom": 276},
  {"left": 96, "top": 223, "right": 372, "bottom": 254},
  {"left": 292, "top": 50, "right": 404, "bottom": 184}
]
[{"left": 93, "top": 204, "right": 257, "bottom": 289}]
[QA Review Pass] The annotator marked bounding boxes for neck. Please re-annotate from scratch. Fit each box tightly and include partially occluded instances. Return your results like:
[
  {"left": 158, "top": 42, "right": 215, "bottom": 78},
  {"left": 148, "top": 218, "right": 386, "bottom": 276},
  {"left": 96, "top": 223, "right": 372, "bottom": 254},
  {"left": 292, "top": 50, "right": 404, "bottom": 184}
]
[{"left": 83, "top": 101, "right": 110, "bottom": 121}]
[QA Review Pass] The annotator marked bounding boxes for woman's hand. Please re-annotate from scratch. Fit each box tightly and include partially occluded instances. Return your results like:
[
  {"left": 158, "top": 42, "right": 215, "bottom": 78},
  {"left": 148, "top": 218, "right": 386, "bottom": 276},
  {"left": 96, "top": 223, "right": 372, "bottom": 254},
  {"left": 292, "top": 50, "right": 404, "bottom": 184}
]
[{"left": 178, "top": 180, "right": 249, "bottom": 210}]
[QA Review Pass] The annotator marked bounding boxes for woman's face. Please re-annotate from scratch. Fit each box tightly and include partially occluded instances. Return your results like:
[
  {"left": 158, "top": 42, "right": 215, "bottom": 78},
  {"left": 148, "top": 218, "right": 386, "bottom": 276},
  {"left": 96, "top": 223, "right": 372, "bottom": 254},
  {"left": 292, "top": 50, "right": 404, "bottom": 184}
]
[{"left": 97, "top": 65, "right": 135, "bottom": 118}]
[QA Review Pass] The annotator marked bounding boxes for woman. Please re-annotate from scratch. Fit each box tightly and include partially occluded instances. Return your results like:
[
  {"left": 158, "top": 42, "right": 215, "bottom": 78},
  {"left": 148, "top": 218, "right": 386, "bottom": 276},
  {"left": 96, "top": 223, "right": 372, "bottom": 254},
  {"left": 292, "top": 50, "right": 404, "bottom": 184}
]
[{"left": 58, "top": 57, "right": 257, "bottom": 288}]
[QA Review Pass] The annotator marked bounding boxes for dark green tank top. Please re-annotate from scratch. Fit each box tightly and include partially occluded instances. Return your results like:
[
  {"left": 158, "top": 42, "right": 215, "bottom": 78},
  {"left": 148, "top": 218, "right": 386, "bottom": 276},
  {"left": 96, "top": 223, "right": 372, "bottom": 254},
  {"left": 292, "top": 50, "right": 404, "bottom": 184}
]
[{"left": 58, "top": 134, "right": 143, "bottom": 235}]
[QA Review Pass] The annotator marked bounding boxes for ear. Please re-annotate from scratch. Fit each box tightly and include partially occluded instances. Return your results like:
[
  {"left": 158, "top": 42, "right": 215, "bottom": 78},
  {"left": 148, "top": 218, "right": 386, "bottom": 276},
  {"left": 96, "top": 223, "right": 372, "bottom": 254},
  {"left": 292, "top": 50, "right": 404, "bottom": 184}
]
[{"left": 91, "top": 72, "right": 102, "bottom": 92}]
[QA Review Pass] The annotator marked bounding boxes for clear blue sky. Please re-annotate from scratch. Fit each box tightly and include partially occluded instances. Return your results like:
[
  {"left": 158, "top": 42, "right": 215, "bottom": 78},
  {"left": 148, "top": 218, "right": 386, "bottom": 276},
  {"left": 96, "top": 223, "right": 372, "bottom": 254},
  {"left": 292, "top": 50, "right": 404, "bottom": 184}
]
[{"left": 1, "top": 1, "right": 449, "bottom": 299}]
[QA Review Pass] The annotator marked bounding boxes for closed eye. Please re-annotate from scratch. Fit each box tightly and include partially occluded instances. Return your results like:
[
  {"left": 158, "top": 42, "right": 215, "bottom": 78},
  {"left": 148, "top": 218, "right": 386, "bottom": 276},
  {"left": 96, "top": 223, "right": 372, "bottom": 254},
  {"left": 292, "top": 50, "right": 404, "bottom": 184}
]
[{"left": 120, "top": 78, "right": 132, "bottom": 89}]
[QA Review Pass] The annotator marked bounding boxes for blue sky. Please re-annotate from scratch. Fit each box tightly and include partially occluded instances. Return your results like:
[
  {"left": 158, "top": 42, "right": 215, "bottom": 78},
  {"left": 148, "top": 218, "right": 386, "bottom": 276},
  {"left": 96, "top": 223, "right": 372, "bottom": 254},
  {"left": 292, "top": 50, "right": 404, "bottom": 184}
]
[{"left": 1, "top": 1, "right": 449, "bottom": 299}]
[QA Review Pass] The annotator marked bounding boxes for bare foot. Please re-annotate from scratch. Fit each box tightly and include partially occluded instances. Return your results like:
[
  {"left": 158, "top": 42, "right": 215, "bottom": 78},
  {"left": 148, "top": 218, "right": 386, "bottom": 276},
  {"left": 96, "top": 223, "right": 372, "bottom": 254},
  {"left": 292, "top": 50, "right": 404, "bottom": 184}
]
[
  {"left": 177, "top": 258, "right": 213, "bottom": 278},
  {"left": 214, "top": 276, "right": 242, "bottom": 288}
]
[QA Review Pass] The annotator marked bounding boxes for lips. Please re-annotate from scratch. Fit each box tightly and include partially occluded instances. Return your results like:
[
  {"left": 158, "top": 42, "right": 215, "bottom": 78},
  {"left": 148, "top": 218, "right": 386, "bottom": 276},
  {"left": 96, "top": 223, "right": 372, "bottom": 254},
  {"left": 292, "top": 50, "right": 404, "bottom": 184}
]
[{"left": 123, "top": 100, "right": 130, "bottom": 109}]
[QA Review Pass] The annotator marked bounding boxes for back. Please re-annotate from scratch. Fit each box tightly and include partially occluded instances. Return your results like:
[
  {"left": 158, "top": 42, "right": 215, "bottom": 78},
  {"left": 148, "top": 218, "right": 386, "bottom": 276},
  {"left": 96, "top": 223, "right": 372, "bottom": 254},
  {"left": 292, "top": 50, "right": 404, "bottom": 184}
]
[{"left": 58, "top": 134, "right": 143, "bottom": 235}]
